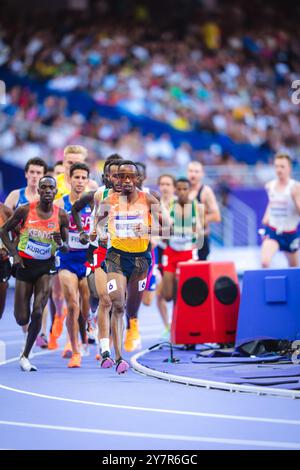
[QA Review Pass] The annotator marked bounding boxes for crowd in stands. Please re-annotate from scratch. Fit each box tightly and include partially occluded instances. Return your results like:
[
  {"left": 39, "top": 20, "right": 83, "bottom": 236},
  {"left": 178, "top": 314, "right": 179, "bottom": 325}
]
[{"left": 0, "top": 0, "right": 300, "bottom": 185}]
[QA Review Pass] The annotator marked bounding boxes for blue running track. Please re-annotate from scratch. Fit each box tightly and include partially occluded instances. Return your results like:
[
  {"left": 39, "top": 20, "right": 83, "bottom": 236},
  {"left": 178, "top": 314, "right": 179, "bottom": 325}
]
[{"left": 0, "top": 289, "right": 300, "bottom": 450}]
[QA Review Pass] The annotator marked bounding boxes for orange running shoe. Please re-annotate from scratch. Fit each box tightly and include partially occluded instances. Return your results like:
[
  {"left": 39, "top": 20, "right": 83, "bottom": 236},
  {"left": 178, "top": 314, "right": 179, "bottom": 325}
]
[
  {"left": 52, "top": 313, "right": 66, "bottom": 339},
  {"left": 62, "top": 342, "right": 72, "bottom": 359},
  {"left": 124, "top": 318, "right": 141, "bottom": 352},
  {"left": 48, "top": 333, "right": 58, "bottom": 350},
  {"left": 68, "top": 353, "right": 81, "bottom": 368},
  {"left": 124, "top": 327, "right": 133, "bottom": 352}
]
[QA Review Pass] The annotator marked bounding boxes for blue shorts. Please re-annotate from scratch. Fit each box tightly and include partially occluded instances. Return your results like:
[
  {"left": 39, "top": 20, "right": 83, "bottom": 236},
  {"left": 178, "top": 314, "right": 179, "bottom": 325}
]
[
  {"left": 57, "top": 250, "right": 87, "bottom": 279},
  {"left": 265, "top": 226, "right": 300, "bottom": 253}
]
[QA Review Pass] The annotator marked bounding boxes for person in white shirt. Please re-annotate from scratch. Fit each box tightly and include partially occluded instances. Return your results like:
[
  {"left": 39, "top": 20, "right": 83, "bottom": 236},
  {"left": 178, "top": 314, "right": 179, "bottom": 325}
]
[{"left": 261, "top": 152, "right": 300, "bottom": 268}]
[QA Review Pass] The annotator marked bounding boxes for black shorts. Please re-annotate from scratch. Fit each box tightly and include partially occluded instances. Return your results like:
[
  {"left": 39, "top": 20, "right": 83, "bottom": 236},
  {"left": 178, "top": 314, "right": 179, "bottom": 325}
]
[
  {"left": 14, "top": 257, "right": 56, "bottom": 284},
  {"left": 0, "top": 258, "right": 11, "bottom": 283},
  {"left": 106, "top": 247, "right": 151, "bottom": 280},
  {"left": 198, "top": 236, "right": 210, "bottom": 261}
]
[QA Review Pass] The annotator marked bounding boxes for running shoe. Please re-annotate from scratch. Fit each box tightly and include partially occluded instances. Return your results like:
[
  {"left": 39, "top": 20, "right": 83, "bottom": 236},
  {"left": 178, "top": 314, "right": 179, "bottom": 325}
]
[
  {"left": 19, "top": 355, "right": 37, "bottom": 372},
  {"left": 100, "top": 351, "right": 115, "bottom": 369},
  {"left": 160, "top": 325, "right": 170, "bottom": 341},
  {"left": 124, "top": 318, "right": 141, "bottom": 352},
  {"left": 51, "top": 312, "right": 66, "bottom": 339},
  {"left": 68, "top": 353, "right": 81, "bottom": 368},
  {"left": 62, "top": 342, "right": 72, "bottom": 359},
  {"left": 87, "top": 321, "right": 98, "bottom": 345},
  {"left": 36, "top": 334, "right": 48, "bottom": 349},
  {"left": 115, "top": 358, "right": 130, "bottom": 374},
  {"left": 48, "top": 333, "right": 58, "bottom": 350}
]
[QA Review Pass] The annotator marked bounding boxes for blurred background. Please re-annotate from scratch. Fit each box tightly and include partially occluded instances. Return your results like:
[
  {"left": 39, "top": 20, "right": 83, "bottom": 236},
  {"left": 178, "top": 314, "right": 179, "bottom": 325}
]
[{"left": 0, "top": 0, "right": 299, "bottom": 268}]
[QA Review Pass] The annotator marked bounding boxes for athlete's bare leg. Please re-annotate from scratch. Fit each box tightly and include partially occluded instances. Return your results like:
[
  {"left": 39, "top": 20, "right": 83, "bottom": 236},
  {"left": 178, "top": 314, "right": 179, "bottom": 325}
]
[
  {"left": 95, "top": 267, "right": 112, "bottom": 347},
  {"left": 261, "top": 239, "right": 280, "bottom": 268},
  {"left": 51, "top": 274, "right": 65, "bottom": 318},
  {"left": 107, "top": 272, "right": 126, "bottom": 361},
  {"left": 156, "top": 279, "right": 169, "bottom": 328},
  {"left": 162, "top": 271, "right": 176, "bottom": 302},
  {"left": 23, "top": 274, "right": 52, "bottom": 358},
  {"left": 142, "top": 290, "right": 156, "bottom": 306},
  {"left": 14, "top": 280, "right": 33, "bottom": 328},
  {"left": 0, "top": 281, "right": 9, "bottom": 319},
  {"left": 59, "top": 270, "right": 81, "bottom": 354},
  {"left": 285, "top": 251, "right": 299, "bottom": 267}
]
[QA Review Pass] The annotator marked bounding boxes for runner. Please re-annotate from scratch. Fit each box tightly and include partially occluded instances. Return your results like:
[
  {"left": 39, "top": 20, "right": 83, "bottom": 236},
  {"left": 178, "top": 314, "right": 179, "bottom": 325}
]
[
  {"left": 56, "top": 163, "right": 92, "bottom": 368},
  {"left": 5, "top": 157, "right": 48, "bottom": 210},
  {"left": 73, "top": 156, "right": 123, "bottom": 367},
  {"left": 49, "top": 145, "right": 98, "bottom": 351},
  {"left": 0, "top": 203, "right": 13, "bottom": 320},
  {"left": 261, "top": 152, "right": 300, "bottom": 268},
  {"left": 5, "top": 157, "right": 49, "bottom": 347},
  {"left": 95, "top": 160, "right": 166, "bottom": 374},
  {"left": 123, "top": 161, "right": 155, "bottom": 352},
  {"left": 0, "top": 176, "right": 69, "bottom": 371},
  {"left": 155, "top": 174, "right": 176, "bottom": 338},
  {"left": 162, "top": 177, "right": 203, "bottom": 303},
  {"left": 187, "top": 161, "right": 221, "bottom": 260}
]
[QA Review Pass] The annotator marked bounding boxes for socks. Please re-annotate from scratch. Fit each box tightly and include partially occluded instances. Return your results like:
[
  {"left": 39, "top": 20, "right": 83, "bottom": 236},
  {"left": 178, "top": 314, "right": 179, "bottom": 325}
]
[{"left": 100, "top": 338, "right": 110, "bottom": 354}]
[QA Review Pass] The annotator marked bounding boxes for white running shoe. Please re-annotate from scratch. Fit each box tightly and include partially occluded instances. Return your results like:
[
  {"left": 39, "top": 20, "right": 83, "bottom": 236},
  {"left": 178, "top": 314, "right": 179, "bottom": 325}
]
[{"left": 19, "top": 355, "right": 37, "bottom": 372}]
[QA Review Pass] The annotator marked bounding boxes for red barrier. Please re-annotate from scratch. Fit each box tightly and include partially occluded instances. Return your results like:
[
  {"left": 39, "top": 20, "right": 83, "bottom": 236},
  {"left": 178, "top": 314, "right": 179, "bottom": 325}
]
[{"left": 171, "top": 261, "right": 240, "bottom": 344}]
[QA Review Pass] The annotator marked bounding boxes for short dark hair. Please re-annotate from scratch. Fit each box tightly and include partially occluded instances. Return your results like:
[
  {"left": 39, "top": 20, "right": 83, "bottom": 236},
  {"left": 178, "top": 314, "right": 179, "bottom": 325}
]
[
  {"left": 158, "top": 174, "right": 176, "bottom": 185},
  {"left": 106, "top": 160, "right": 121, "bottom": 174},
  {"left": 25, "top": 157, "right": 48, "bottom": 175},
  {"left": 54, "top": 160, "right": 63, "bottom": 168},
  {"left": 135, "top": 162, "right": 147, "bottom": 177},
  {"left": 39, "top": 175, "right": 57, "bottom": 187},
  {"left": 70, "top": 162, "right": 90, "bottom": 178},
  {"left": 176, "top": 177, "right": 191, "bottom": 187},
  {"left": 118, "top": 160, "right": 139, "bottom": 173},
  {"left": 104, "top": 154, "right": 123, "bottom": 172}
]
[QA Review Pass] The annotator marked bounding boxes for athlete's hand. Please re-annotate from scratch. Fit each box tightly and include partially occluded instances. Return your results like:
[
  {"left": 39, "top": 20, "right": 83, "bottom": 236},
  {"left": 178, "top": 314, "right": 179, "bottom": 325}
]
[
  {"left": 133, "top": 223, "right": 148, "bottom": 237},
  {"left": 13, "top": 253, "right": 25, "bottom": 269},
  {"left": 79, "top": 231, "right": 90, "bottom": 245},
  {"left": 52, "top": 231, "right": 63, "bottom": 246},
  {"left": 0, "top": 248, "right": 8, "bottom": 261}
]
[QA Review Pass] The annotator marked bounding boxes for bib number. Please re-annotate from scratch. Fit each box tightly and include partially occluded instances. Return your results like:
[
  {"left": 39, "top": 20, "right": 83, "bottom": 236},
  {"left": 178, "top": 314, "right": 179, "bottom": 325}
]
[
  {"left": 24, "top": 239, "right": 52, "bottom": 260},
  {"left": 69, "top": 232, "right": 89, "bottom": 250}
]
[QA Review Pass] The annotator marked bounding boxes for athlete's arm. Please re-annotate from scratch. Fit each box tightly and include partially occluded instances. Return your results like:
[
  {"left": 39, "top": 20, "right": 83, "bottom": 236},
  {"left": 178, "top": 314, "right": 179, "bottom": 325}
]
[
  {"left": 4, "top": 190, "right": 19, "bottom": 211},
  {"left": 146, "top": 193, "right": 171, "bottom": 237},
  {"left": 71, "top": 190, "right": 96, "bottom": 244},
  {"left": 0, "top": 205, "right": 13, "bottom": 260},
  {"left": 291, "top": 182, "right": 300, "bottom": 214},
  {"left": 94, "top": 196, "right": 110, "bottom": 247},
  {"left": 202, "top": 186, "right": 221, "bottom": 225},
  {"left": 54, "top": 208, "right": 69, "bottom": 253},
  {"left": 0, "top": 205, "right": 29, "bottom": 266},
  {"left": 262, "top": 182, "right": 271, "bottom": 226}
]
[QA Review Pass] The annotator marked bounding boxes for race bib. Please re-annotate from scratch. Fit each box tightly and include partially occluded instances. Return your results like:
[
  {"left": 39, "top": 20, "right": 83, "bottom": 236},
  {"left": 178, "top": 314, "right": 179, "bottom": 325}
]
[
  {"left": 114, "top": 215, "right": 143, "bottom": 238},
  {"left": 69, "top": 232, "right": 89, "bottom": 250},
  {"left": 24, "top": 238, "right": 52, "bottom": 260}
]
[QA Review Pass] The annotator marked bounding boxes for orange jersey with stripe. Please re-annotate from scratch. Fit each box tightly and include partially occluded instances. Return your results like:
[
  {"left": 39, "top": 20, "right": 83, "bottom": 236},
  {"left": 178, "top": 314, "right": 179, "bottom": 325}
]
[
  {"left": 108, "top": 191, "right": 151, "bottom": 253},
  {"left": 18, "top": 201, "right": 60, "bottom": 259}
]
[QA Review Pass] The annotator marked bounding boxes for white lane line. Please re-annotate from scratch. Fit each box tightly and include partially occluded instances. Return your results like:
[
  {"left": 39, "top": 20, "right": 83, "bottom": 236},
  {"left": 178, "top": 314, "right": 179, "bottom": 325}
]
[
  {"left": 0, "top": 383, "right": 300, "bottom": 427},
  {"left": 0, "top": 420, "right": 300, "bottom": 449}
]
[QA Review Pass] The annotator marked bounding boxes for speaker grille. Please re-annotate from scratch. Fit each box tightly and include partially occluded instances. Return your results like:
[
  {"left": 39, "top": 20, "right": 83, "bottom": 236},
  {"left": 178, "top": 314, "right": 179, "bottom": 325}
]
[
  {"left": 181, "top": 277, "right": 209, "bottom": 307},
  {"left": 214, "top": 276, "right": 238, "bottom": 305}
]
